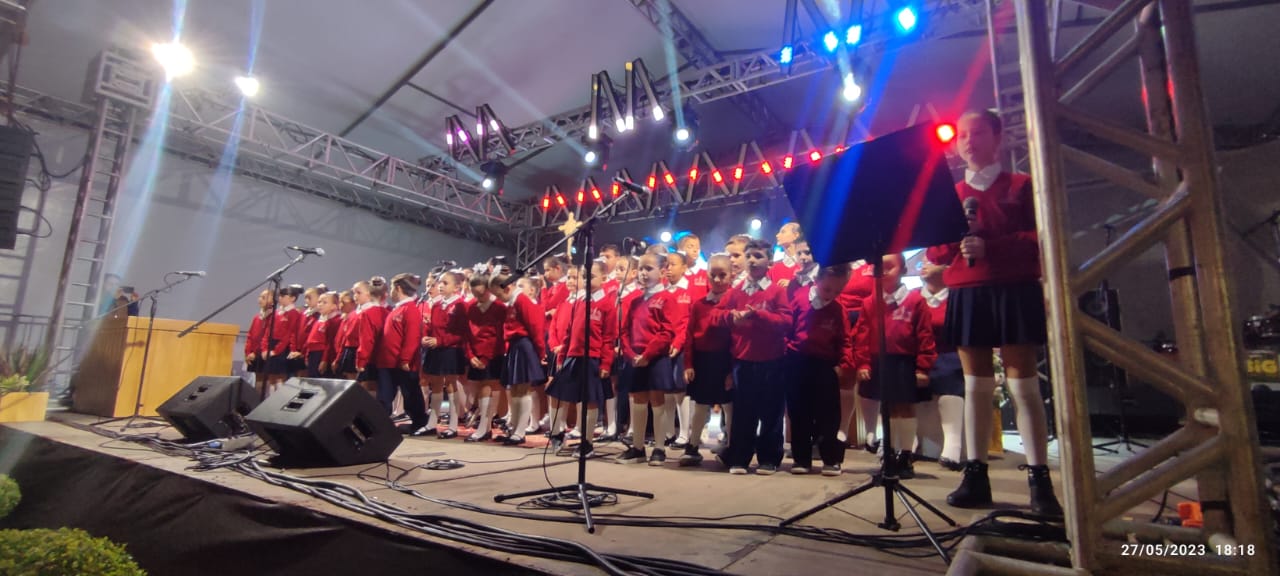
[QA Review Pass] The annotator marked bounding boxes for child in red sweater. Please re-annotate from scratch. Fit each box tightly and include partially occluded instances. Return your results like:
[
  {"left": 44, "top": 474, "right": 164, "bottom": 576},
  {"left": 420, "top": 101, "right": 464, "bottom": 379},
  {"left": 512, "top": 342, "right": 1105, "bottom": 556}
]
[
  {"left": 422, "top": 272, "right": 470, "bottom": 438},
  {"left": 261, "top": 284, "right": 304, "bottom": 396},
  {"left": 786, "top": 265, "right": 853, "bottom": 475},
  {"left": 784, "top": 240, "right": 819, "bottom": 306},
  {"left": 661, "top": 252, "right": 693, "bottom": 448},
  {"left": 353, "top": 280, "right": 389, "bottom": 402},
  {"left": 853, "top": 254, "right": 936, "bottom": 478},
  {"left": 547, "top": 261, "right": 616, "bottom": 456},
  {"left": 616, "top": 254, "right": 681, "bottom": 466},
  {"left": 838, "top": 259, "right": 876, "bottom": 446},
  {"left": 489, "top": 273, "right": 547, "bottom": 446},
  {"left": 679, "top": 235, "right": 709, "bottom": 302},
  {"left": 379, "top": 273, "right": 428, "bottom": 435},
  {"left": 604, "top": 255, "right": 640, "bottom": 441},
  {"left": 679, "top": 254, "right": 734, "bottom": 466},
  {"left": 713, "top": 239, "right": 794, "bottom": 475},
  {"left": 334, "top": 290, "right": 359, "bottom": 380},
  {"left": 464, "top": 275, "right": 507, "bottom": 442},
  {"left": 303, "top": 292, "right": 340, "bottom": 378},
  {"left": 244, "top": 289, "right": 273, "bottom": 397},
  {"left": 769, "top": 223, "right": 803, "bottom": 286}
]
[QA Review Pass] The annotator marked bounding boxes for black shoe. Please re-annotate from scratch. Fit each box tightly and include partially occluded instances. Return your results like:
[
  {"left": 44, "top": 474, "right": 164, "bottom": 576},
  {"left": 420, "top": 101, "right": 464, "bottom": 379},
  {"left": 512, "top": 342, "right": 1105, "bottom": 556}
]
[
  {"left": 620, "top": 435, "right": 634, "bottom": 447},
  {"left": 408, "top": 425, "right": 436, "bottom": 437},
  {"left": 502, "top": 436, "right": 527, "bottom": 446},
  {"left": 679, "top": 444, "right": 703, "bottom": 467},
  {"left": 597, "top": 433, "right": 619, "bottom": 443},
  {"left": 1021, "top": 464, "right": 1065, "bottom": 516},
  {"left": 663, "top": 436, "right": 676, "bottom": 447},
  {"left": 439, "top": 429, "right": 458, "bottom": 439},
  {"left": 465, "top": 431, "right": 491, "bottom": 443},
  {"left": 863, "top": 439, "right": 880, "bottom": 454},
  {"left": 648, "top": 448, "right": 667, "bottom": 466},
  {"left": 616, "top": 446, "right": 646, "bottom": 464},
  {"left": 939, "top": 457, "right": 964, "bottom": 472},
  {"left": 947, "top": 461, "right": 993, "bottom": 508},
  {"left": 549, "top": 433, "right": 565, "bottom": 454},
  {"left": 898, "top": 450, "right": 916, "bottom": 480}
]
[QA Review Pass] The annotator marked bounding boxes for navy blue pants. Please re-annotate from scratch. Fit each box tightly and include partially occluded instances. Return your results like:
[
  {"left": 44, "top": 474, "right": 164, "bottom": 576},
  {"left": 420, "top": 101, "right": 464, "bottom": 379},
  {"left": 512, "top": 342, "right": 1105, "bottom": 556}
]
[
  {"left": 380, "top": 367, "right": 428, "bottom": 429},
  {"left": 784, "top": 354, "right": 844, "bottom": 468},
  {"left": 726, "top": 359, "right": 785, "bottom": 468}
]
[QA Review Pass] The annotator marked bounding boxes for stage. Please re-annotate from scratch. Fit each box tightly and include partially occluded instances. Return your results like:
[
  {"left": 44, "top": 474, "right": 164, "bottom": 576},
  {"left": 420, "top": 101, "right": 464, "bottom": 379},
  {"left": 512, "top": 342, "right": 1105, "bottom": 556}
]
[{"left": 0, "top": 413, "right": 1178, "bottom": 576}]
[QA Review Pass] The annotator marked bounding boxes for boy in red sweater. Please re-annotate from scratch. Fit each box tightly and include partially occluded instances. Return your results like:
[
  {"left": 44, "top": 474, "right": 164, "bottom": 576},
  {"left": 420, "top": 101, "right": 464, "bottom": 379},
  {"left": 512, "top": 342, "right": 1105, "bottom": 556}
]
[
  {"left": 679, "top": 234, "right": 709, "bottom": 302},
  {"left": 463, "top": 276, "right": 506, "bottom": 442},
  {"left": 784, "top": 239, "right": 819, "bottom": 306},
  {"left": 379, "top": 273, "right": 429, "bottom": 436},
  {"left": 661, "top": 252, "right": 693, "bottom": 448},
  {"left": 853, "top": 254, "right": 936, "bottom": 478},
  {"left": 713, "top": 239, "right": 794, "bottom": 475},
  {"left": 303, "top": 292, "right": 340, "bottom": 378},
  {"left": 769, "top": 223, "right": 802, "bottom": 286},
  {"left": 838, "top": 259, "right": 876, "bottom": 446},
  {"left": 547, "top": 261, "right": 617, "bottom": 456},
  {"left": 786, "top": 265, "right": 853, "bottom": 475},
  {"left": 679, "top": 254, "right": 735, "bottom": 466},
  {"left": 926, "top": 110, "right": 1061, "bottom": 515},
  {"left": 725, "top": 234, "right": 750, "bottom": 288},
  {"left": 616, "top": 254, "right": 680, "bottom": 465}
]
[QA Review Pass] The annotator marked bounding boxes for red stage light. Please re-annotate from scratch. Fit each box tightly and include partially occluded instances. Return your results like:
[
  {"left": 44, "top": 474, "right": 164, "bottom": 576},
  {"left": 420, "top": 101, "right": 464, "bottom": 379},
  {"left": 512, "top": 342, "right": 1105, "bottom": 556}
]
[
  {"left": 760, "top": 161, "right": 774, "bottom": 174},
  {"left": 782, "top": 155, "right": 794, "bottom": 169},
  {"left": 611, "top": 182, "right": 620, "bottom": 196},
  {"left": 591, "top": 187, "right": 602, "bottom": 201},
  {"left": 555, "top": 193, "right": 566, "bottom": 207},
  {"left": 541, "top": 196, "right": 550, "bottom": 210},
  {"left": 664, "top": 173, "right": 676, "bottom": 186},
  {"left": 809, "top": 150, "right": 823, "bottom": 162},
  {"left": 577, "top": 190, "right": 585, "bottom": 203},
  {"left": 648, "top": 175, "right": 657, "bottom": 189},
  {"left": 688, "top": 167, "right": 699, "bottom": 181},
  {"left": 712, "top": 170, "right": 723, "bottom": 184},
  {"left": 936, "top": 123, "right": 957, "bottom": 144},
  {"left": 733, "top": 167, "right": 744, "bottom": 181},
  {"left": 835, "top": 146, "right": 845, "bottom": 153}
]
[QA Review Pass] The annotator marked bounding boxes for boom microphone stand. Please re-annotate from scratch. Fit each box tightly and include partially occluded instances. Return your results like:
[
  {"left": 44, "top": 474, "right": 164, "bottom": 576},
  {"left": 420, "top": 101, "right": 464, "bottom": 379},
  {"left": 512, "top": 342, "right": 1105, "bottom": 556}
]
[{"left": 494, "top": 182, "right": 654, "bottom": 534}]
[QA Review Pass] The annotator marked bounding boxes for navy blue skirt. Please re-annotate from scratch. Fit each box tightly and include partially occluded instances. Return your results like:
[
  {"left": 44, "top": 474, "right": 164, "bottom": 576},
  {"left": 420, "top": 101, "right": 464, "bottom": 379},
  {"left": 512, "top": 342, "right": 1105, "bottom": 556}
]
[
  {"left": 688, "top": 349, "right": 734, "bottom": 405},
  {"left": 264, "top": 351, "right": 290, "bottom": 376},
  {"left": 337, "top": 347, "right": 358, "bottom": 375},
  {"left": 547, "top": 357, "right": 610, "bottom": 405},
  {"left": 306, "top": 351, "right": 325, "bottom": 378},
  {"left": 425, "top": 347, "right": 467, "bottom": 376},
  {"left": 245, "top": 357, "right": 264, "bottom": 373},
  {"left": 946, "top": 282, "right": 1047, "bottom": 348},
  {"left": 467, "top": 355, "right": 505, "bottom": 382},
  {"left": 857, "top": 353, "right": 923, "bottom": 404},
  {"left": 929, "top": 351, "right": 965, "bottom": 398},
  {"left": 630, "top": 355, "right": 679, "bottom": 393},
  {"left": 502, "top": 337, "right": 546, "bottom": 387}
]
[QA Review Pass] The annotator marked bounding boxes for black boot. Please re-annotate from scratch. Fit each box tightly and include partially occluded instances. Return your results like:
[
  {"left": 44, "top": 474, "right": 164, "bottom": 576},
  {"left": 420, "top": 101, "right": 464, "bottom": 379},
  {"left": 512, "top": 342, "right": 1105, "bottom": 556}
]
[
  {"left": 898, "top": 450, "right": 916, "bottom": 479},
  {"left": 1021, "top": 464, "right": 1064, "bottom": 516},
  {"left": 947, "top": 460, "right": 993, "bottom": 508}
]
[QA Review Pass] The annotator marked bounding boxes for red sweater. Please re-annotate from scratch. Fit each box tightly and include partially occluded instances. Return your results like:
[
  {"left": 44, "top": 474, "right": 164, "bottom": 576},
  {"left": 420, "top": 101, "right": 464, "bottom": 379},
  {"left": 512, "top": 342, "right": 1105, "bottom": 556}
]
[
  {"left": 355, "top": 304, "right": 388, "bottom": 370},
  {"left": 542, "top": 281, "right": 569, "bottom": 319},
  {"left": 332, "top": 313, "right": 355, "bottom": 363},
  {"left": 464, "top": 297, "right": 507, "bottom": 365},
  {"left": 684, "top": 269, "right": 710, "bottom": 302},
  {"left": 376, "top": 300, "right": 421, "bottom": 370},
  {"left": 852, "top": 287, "right": 937, "bottom": 374},
  {"left": 505, "top": 292, "right": 547, "bottom": 359},
  {"left": 925, "top": 173, "right": 1040, "bottom": 288},
  {"left": 918, "top": 287, "right": 955, "bottom": 354},
  {"left": 622, "top": 287, "right": 677, "bottom": 363},
  {"left": 245, "top": 313, "right": 267, "bottom": 357},
  {"left": 711, "top": 278, "right": 793, "bottom": 362},
  {"left": 838, "top": 262, "right": 875, "bottom": 313},
  {"left": 428, "top": 296, "right": 468, "bottom": 349},
  {"left": 603, "top": 278, "right": 620, "bottom": 300},
  {"left": 303, "top": 314, "right": 338, "bottom": 360},
  {"left": 260, "top": 307, "right": 303, "bottom": 356},
  {"left": 789, "top": 289, "right": 854, "bottom": 368},
  {"left": 548, "top": 298, "right": 575, "bottom": 357},
  {"left": 684, "top": 292, "right": 732, "bottom": 369},
  {"left": 296, "top": 311, "right": 319, "bottom": 354},
  {"left": 562, "top": 292, "right": 618, "bottom": 367},
  {"left": 666, "top": 285, "right": 692, "bottom": 353},
  {"left": 769, "top": 257, "right": 800, "bottom": 284}
]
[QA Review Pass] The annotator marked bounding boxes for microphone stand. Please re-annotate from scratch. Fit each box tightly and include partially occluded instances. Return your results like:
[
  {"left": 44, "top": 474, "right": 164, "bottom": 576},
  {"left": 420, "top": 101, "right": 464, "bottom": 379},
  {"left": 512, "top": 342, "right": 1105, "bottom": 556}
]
[
  {"left": 93, "top": 273, "right": 201, "bottom": 430},
  {"left": 494, "top": 186, "right": 654, "bottom": 534}
]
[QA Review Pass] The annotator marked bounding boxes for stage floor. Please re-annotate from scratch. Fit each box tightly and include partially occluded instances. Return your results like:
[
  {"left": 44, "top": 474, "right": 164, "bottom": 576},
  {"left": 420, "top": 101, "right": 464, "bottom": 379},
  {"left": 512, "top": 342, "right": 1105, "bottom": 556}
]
[{"left": 5, "top": 413, "right": 1180, "bottom": 576}]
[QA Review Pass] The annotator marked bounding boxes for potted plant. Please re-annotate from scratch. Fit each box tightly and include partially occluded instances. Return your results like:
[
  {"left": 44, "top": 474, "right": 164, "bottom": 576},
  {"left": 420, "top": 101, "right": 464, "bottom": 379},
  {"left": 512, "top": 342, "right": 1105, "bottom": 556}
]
[{"left": 0, "top": 345, "right": 51, "bottom": 423}]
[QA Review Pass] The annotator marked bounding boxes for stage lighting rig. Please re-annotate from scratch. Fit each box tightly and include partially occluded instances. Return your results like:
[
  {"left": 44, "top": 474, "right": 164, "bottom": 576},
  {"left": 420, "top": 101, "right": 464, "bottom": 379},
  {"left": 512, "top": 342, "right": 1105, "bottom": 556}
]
[
  {"left": 583, "top": 134, "right": 612, "bottom": 168},
  {"left": 674, "top": 105, "right": 699, "bottom": 149},
  {"left": 234, "top": 75, "right": 260, "bottom": 97},
  {"left": 480, "top": 160, "right": 508, "bottom": 194},
  {"left": 151, "top": 42, "right": 195, "bottom": 79},
  {"left": 893, "top": 2, "right": 921, "bottom": 35}
]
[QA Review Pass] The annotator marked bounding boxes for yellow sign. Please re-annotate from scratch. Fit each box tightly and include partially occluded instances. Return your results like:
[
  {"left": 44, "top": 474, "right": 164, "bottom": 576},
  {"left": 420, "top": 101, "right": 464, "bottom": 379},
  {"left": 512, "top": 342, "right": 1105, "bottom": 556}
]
[{"left": 1247, "top": 350, "right": 1279, "bottom": 382}]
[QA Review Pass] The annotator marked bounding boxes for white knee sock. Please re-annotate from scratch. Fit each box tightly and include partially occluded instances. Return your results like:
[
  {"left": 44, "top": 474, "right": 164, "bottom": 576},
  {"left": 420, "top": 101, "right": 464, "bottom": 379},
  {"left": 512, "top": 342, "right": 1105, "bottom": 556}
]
[
  {"left": 964, "top": 376, "right": 997, "bottom": 463},
  {"left": 838, "top": 388, "right": 857, "bottom": 442},
  {"left": 662, "top": 394, "right": 680, "bottom": 442},
  {"left": 551, "top": 402, "right": 568, "bottom": 436},
  {"left": 690, "top": 403, "right": 711, "bottom": 448},
  {"left": 859, "top": 397, "right": 881, "bottom": 446},
  {"left": 473, "top": 395, "right": 492, "bottom": 438},
  {"left": 652, "top": 402, "right": 669, "bottom": 451},
  {"left": 891, "top": 417, "right": 917, "bottom": 452},
  {"left": 449, "top": 381, "right": 466, "bottom": 432},
  {"left": 430, "top": 389, "right": 444, "bottom": 428},
  {"left": 630, "top": 401, "right": 648, "bottom": 448},
  {"left": 1009, "top": 377, "right": 1050, "bottom": 466},
  {"left": 721, "top": 403, "right": 734, "bottom": 441},
  {"left": 938, "top": 395, "right": 966, "bottom": 462},
  {"left": 585, "top": 408, "right": 599, "bottom": 438},
  {"left": 605, "top": 397, "right": 618, "bottom": 435},
  {"left": 677, "top": 393, "right": 692, "bottom": 442}
]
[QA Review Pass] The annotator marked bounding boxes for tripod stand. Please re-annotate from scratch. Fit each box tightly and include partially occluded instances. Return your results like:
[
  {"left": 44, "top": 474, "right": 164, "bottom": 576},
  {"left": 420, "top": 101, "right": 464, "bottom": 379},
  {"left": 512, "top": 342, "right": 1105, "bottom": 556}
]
[
  {"left": 1088, "top": 227, "right": 1147, "bottom": 454},
  {"left": 494, "top": 183, "right": 653, "bottom": 533}
]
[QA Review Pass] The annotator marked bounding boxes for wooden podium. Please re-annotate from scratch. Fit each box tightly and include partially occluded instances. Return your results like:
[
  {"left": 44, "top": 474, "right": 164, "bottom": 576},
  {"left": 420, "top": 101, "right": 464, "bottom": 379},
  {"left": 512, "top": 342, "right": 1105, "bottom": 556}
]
[{"left": 72, "top": 314, "right": 239, "bottom": 417}]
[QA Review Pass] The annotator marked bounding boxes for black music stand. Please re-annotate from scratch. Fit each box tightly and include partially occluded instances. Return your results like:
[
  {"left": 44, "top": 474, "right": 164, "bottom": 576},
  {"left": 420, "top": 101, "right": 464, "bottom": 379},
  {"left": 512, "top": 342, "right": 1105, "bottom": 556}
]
[
  {"left": 493, "top": 188, "right": 654, "bottom": 534},
  {"left": 776, "top": 123, "right": 967, "bottom": 563}
]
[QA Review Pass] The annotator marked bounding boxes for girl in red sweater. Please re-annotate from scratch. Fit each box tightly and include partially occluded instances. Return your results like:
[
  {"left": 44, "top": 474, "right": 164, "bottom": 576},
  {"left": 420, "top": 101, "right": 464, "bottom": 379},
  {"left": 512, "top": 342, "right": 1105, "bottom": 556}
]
[
  {"left": 261, "top": 284, "right": 304, "bottom": 396},
  {"left": 839, "top": 259, "right": 876, "bottom": 447},
  {"left": 604, "top": 255, "right": 640, "bottom": 441},
  {"left": 786, "top": 265, "right": 854, "bottom": 476},
  {"left": 303, "top": 292, "right": 340, "bottom": 378},
  {"left": 353, "top": 280, "right": 389, "bottom": 402},
  {"left": 919, "top": 258, "right": 966, "bottom": 471},
  {"left": 464, "top": 275, "right": 507, "bottom": 442},
  {"left": 661, "top": 252, "right": 693, "bottom": 448},
  {"left": 244, "top": 289, "right": 273, "bottom": 397},
  {"left": 423, "top": 272, "right": 469, "bottom": 438},
  {"left": 853, "top": 254, "right": 936, "bottom": 478},
  {"left": 616, "top": 254, "right": 680, "bottom": 466},
  {"left": 488, "top": 273, "right": 546, "bottom": 446},
  {"left": 547, "top": 261, "right": 616, "bottom": 456},
  {"left": 679, "top": 254, "right": 735, "bottom": 466},
  {"left": 926, "top": 110, "right": 1061, "bottom": 515},
  {"left": 334, "top": 290, "right": 360, "bottom": 381},
  {"left": 379, "top": 273, "right": 429, "bottom": 435},
  {"left": 769, "top": 223, "right": 803, "bottom": 286}
]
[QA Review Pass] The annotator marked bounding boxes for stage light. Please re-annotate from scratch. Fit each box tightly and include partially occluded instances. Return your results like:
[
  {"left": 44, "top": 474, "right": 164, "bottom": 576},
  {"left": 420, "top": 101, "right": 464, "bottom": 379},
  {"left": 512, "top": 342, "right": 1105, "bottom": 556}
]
[
  {"left": 446, "top": 132, "right": 453, "bottom": 146},
  {"left": 675, "top": 104, "right": 699, "bottom": 149},
  {"left": 457, "top": 129, "right": 469, "bottom": 143},
  {"left": 578, "top": 190, "right": 586, "bottom": 203},
  {"left": 652, "top": 104, "right": 665, "bottom": 121},
  {"left": 835, "top": 145, "right": 846, "bottom": 153},
  {"left": 780, "top": 45, "right": 793, "bottom": 64},
  {"left": 479, "top": 160, "right": 507, "bottom": 194},
  {"left": 584, "top": 150, "right": 598, "bottom": 165},
  {"left": 583, "top": 134, "right": 612, "bottom": 168},
  {"left": 648, "top": 175, "right": 658, "bottom": 189},
  {"left": 542, "top": 195, "right": 551, "bottom": 210},
  {"left": 842, "top": 72, "right": 863, "bottom": 103},
  {"left": 660, "top": 230, "right": 673, "bottom": 243},
  {"left": 489, "top": 119, "right": 500, "bottom": 132},
  {"left": 615, "top": 116, "right": 627, "bottom": 133},
  {"left": 611, "top": 182, "right": 621, "bottom": 196},
  {"left": 809, "top": 149, "right": 823, "bottom": 162},
  {"left": 936, "top": 123, "right": 957, "bottom": 144},
  {"left": 782, "top": 155, "right": 794, "bottom": 169},
  {"left": 556, "top": 192, "right": 567, "bottom": 206},
  {"left": 712, "top": 170, "right": 724, "bottom": 184},
  {"left": 846, "top": 24, "right": 863, "bottom": 46},
  {"left": 733, "top": 167, "right": 744, "bottom": 181},
  {"left": 895, "top": 5, "right": 919, "bottom": 33},
  {"left": 688, "top": 167, "right": 699, "bottom": 181},
  {"left": 234, "top": 75, "right": 259, "bottom": 97},
  {"left": 151, "top": 41, "right": 195, "bottom": 79},
  {"left": 750, "top": 218, "right": 763, "bottom": 231},
  {"left": 823, "top": 31, "right": 839, "bottom": 52},
  {"left": 664, "top": 172, "right": 676, "bottom": 186},
  {"left": 588, "top": 124, "right": 599, "bottom": 140},
  {"left": 626, "top": 115, "right": 635, "bottom": 131},
  {"left": 481, "top": 177, "right": 494, "bottom": 189},
  {"left": 476, "top": 121, "right": 485, "bottom": 136},
  {"left": 591, "top": 187, "right": 602, "bottom": 201},
  {"left": 760, "top": 161, "right": 774, "bottom": 174},
  {"left": 675, "top": 127, "right": 691, "bottom": 143}
]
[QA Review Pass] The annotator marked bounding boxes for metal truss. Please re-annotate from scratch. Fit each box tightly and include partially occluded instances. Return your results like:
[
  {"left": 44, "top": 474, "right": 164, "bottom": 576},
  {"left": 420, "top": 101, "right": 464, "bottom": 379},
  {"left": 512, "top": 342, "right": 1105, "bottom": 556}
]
[{"left": 952, "top": 0, "right": 1276, "bottom": 574}]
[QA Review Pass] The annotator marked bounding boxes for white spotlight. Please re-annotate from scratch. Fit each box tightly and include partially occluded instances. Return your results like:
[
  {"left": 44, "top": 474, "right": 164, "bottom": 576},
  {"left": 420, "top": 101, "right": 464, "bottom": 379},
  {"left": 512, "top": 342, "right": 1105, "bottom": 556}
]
[
  {"left": 481, "top": 177, "right": 495, "bottom": 191},
  {"left": 584, "top": 150, "right": 598, "bottom": 165},
  {"left": 750, "top": 218, "right": 763, "bottom": 232},
  {"left": 588, "top": 124, "right": 599, "bottom": 140},
  {"left": 625, "top": 115, "right": 635, "bottom": 131},
  {"left": 152, "top": 42, "right": 195, "bottom": 79},
  {"left": 234, "top": 76, "right": 260, "bottom": 97},
  {"left": 842, "top": 72, "right": 863, "bottom": 103},
  {"left": 660, "top": 231, "right": 673, "bottom": 243},
  {"left": 615, "top": 117, "right": 627, "bottom": 133},
  {"left": 652, "top": 105, "right": 665, "bottom": 121},
  {"left": 675, "top": 127, "right": 691, "bottom": 143}
]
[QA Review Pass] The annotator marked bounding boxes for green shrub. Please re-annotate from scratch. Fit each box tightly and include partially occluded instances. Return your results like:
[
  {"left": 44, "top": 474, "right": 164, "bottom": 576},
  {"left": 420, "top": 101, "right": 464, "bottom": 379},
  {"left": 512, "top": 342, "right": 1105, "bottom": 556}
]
[
  {"left": 0, "top": 528, "right": 145, "bottom": 576},
  {"left": 0, "top": 475, "right": 17, "bottom": 519}
]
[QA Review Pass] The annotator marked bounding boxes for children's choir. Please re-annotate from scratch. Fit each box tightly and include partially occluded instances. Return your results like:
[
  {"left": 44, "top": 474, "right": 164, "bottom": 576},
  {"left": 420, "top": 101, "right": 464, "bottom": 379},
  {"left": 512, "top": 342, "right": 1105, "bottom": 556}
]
[{"left": 238, "top": 108, "right": 1060, "bottom": 516}]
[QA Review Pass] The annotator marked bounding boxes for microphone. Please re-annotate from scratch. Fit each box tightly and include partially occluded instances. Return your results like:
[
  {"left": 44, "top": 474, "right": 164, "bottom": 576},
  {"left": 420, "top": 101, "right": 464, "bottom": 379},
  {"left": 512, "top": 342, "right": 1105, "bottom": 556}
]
[
  {"left": 173, "top": 270, "right": 206, "bottom": 277},
  {"left": 623, "top": 237, "right": 648, "bottom": 255},
  {"left": 288, "top": 246, "right": 326, "bottom": 256},
  {"left": 437, "top": 259, "right": 458, "bottom": 268},
  {"left": 613, "top": 177, "right": 651, "bottom": 195},
  {"left": 963, "top": 197, "right": 980, "bottom": 267}
]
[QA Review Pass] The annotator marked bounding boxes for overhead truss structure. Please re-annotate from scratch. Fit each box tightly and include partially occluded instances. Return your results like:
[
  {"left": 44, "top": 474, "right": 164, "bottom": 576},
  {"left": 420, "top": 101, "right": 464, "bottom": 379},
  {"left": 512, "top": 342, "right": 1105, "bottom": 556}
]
[{"left": 951, "top": 0, "right": 1276, "bottom": 574}]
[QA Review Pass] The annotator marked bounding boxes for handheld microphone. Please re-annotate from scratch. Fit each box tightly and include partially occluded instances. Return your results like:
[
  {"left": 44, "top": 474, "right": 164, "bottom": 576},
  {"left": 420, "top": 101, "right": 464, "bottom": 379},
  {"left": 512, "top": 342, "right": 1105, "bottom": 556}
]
[
  {"left": 288, "top": 246, "right": 326, "bottom": 256},
  {"left": 173, "top": 270, "right": 206, "bottom": 277},
  {"left": 963, "top": 197, "right": 980, "bottom": 267},
  {"left": 612, "top": 177, "right": 651, "bottom": 195}
]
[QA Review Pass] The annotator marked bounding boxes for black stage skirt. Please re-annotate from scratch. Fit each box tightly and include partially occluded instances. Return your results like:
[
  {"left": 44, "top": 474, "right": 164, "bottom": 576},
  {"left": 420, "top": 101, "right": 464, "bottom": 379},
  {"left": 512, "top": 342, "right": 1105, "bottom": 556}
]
[
  {"left": 547, "top": 357, "right": 610, "bottom": 405},
  {"left": 857, "top": 353, "right": 923, "bottom": 404},
  {"left": 929, "top": 351, "right": 964, "bottom": 398},
  {"left": 502, "top": 336, "right": 546, "bottom": 387},
  {"left": 306, "top": 351, "right": 325, "bottom": 378},
  {"left": 424, "top": 347, "right": 467, "bottom": 376},
  {"left": 688, "top": 349, "right": 734, "bottom": 405},
  {"left": 467, "top": 355, "right": 505, "bottom": 382},
  {"left": 287, "top": 355, "right": 307, "bottom": 374},
  {"left": 946, "top": 281, "right": 1047, "bottom": 348},
  {"left": 337, "top": 346, "right": 358, "bottom": 375},
  {"left": 630, "top": 355, "right": 679, "bottom": 393},
  {"left": 245, "top": 357, "right": 264, "bottom": 374},
  {"left": 264, "top": 341, "right": 290, "bottom": 375}
]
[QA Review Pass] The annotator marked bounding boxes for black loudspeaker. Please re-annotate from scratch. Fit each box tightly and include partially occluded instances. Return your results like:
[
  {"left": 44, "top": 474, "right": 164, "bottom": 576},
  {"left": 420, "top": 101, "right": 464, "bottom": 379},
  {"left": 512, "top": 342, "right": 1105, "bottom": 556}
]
[
  {"left": 157, "top": 376, "right": 260, "bottom": 442},
  {"left": 245, "top": 377, "right": 401, "bottom": 467},
  {"left": 0, "top": 125, "right": 34, "bottom": 250}
]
